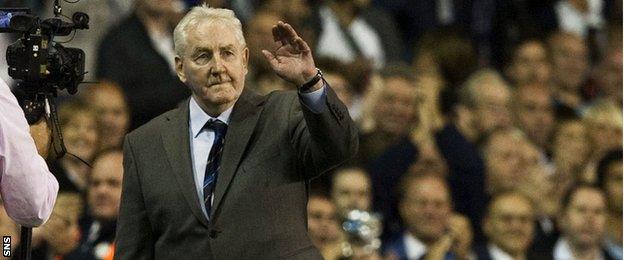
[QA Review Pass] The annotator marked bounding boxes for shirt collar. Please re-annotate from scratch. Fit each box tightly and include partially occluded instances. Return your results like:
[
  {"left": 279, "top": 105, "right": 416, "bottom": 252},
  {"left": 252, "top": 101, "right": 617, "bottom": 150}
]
[
  {"left": 488, "top": 243, "right": 514, "bottom": 260},
  {"left": 189, "top": 96, "right": 233, "bottom": 138},
  {"left": 554, "top": 238, "right": 605, "bottom": 260},
  {"left": 403, "top": 232, "right": 427, "bottom": 260}
]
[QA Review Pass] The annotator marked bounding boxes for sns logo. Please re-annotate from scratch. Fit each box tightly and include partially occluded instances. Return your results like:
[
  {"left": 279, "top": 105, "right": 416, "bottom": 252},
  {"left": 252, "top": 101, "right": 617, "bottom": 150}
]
[{"left": 2, "top": 236, "right": 10, "bottom": 257}]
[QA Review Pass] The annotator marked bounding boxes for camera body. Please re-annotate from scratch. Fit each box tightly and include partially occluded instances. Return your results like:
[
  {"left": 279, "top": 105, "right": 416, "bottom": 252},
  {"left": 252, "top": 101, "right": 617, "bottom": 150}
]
[{"left": 0, "top": 8, "right": 89, "bottom": 123}]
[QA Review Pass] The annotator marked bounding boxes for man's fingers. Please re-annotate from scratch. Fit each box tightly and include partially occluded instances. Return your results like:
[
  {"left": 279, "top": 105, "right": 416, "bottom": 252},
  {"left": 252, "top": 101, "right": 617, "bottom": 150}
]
[
  {"left": 272, "top": 25, "right": 280, "bottom": 43},
  {"left": 294, "top": 37, "right": 310, "bottom": 52},
  {"left": 281, "top": 22, "right": 298, "bottom": 40},
  {"left": 261, "top": 50, "right": 279, "bottom": 68}
]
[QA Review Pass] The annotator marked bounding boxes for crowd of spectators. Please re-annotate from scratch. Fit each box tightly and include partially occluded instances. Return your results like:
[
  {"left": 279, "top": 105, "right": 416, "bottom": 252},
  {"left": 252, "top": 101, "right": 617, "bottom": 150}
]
[{"left": 0, "top": 0, "right": 621, "bottom": 259}]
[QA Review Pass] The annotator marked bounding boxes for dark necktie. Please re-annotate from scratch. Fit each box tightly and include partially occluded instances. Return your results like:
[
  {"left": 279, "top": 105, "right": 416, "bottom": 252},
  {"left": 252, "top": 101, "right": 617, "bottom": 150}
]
[{"left": 203, "top": 119, "right": 227, "bottom": 218}]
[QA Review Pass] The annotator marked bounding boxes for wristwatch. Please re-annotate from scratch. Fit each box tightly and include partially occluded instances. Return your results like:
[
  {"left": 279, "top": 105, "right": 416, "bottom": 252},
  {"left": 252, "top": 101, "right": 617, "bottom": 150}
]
[{"left": 300, "top": 68, "right": 323, "bottom": 92}]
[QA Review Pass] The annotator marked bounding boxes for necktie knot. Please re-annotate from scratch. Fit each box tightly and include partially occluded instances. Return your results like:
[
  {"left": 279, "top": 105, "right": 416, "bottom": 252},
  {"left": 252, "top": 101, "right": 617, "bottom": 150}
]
[{"left": 204, "top": 119, "right": 228, "bottom": 137}]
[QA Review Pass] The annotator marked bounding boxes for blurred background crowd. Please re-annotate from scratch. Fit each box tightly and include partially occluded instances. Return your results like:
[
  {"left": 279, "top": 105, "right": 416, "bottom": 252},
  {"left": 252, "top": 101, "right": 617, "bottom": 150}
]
[{"left": 0, "top": 0, "right": 622, "bottom": 259}]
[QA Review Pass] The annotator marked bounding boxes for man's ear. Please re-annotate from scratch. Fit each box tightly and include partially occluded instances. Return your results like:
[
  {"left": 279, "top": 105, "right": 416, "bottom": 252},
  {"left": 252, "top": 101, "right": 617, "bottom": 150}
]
[
  {"left": 175, "top": 56, "right": 186, "bottom": 83},
  {"left": 242, "top": 47, "right": 249, "bottom": 71}
]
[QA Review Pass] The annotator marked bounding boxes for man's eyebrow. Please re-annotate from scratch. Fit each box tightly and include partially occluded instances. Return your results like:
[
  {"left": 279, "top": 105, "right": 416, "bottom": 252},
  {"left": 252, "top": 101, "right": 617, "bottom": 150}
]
[
  {"left": 191, "top": 47, "right": 213, "bottom": 54},
  {"left": 220, "top": 44, "right": 236, "bottom": 50}
]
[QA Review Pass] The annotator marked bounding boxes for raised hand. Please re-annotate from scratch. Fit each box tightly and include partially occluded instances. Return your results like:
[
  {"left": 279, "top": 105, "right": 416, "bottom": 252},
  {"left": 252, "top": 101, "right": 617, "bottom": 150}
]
[{"left": 261, "top": 21, "right": 318, "bottom": 88}]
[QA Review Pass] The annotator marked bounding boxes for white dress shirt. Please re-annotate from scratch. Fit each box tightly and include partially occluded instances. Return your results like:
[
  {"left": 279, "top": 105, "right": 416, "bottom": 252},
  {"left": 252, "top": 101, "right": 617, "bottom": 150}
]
[
  {"left": 488, "top": 243, "right": 514, "bottom": 260},
  {"left": 554, "top": 238, "right": 605, "bottom": 260},
  {"left": 403, "top": 232, "right": 428, "bottom": 260},
  {"left": 189, "top": 86, "right": 327, "bottom": 218},
  {"left": 555, "top": 0, "right": 604, "bottom": 38},
  {"left": 315, "top": 6, "right": 385, "bottom": 70}
]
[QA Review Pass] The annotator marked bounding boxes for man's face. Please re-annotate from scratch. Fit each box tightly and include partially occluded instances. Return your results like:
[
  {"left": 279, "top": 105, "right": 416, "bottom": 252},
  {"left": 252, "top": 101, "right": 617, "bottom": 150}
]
[
  {"left": 472, "top": 83, "right": 512, "bottom": 136},
  {"left": 507, "top": 41, "right": 551, "bottom": 86},
  {"left": 560, "top": 188, "right": 607, "bottom": 249},
  {"left": 553, "top": 121, "right": 589, "bottom": 170},
  {"left": 375, "top": 76, "right": 417, "bottom": 136},
  {"left": 89, "top": 87, "right": 129, "bottom": 150},
  {"left": 484, "top": 195, "right": 535, "bottom": 256},
  {"left": 605, "top": 161, "right": 623, "bottom": 213},
  {"left": 307, "top": 197, "right": 341, "bottom": 248},
  {"left": 88, "top": 153, "right": 123, "bottom": 221},
  {"left": 331, "top": 170, "right": 372, "bottom": 216},
  {"left": 514, "top": 85, "right": 554, "bottom": 149},
  {"left": 399, "top": 177, "right": 452, "bottom": 243},
  {"left": 485, "top": 133, "right": 524, "bottom": 194},
  {"left": 176, "top": 22, "right": 249, "bottom": 112},
  {"left": 551, "top": 35, "right": 589, "bottom": 91},
  {"left": 587, "top": 115, "right": 623, "bottom": 158}
]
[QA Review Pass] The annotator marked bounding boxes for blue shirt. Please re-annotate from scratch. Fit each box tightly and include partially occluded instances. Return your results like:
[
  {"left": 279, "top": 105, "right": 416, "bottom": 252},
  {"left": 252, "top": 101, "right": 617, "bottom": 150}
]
[{"left": 189, "top": 86, "right": 327, "bottom": 218}]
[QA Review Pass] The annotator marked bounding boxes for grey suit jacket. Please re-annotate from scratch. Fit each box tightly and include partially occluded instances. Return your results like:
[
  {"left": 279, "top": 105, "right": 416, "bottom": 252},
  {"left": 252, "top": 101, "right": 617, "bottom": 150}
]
[{"left": 115, "top": 87, "right": 358, "bottom": 259}]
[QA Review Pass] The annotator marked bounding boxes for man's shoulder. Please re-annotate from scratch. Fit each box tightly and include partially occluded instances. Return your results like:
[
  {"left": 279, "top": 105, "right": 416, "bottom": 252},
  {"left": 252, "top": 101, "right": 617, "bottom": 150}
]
[{"left": 125, "top": 107, "right": 181, "bottom": 143}]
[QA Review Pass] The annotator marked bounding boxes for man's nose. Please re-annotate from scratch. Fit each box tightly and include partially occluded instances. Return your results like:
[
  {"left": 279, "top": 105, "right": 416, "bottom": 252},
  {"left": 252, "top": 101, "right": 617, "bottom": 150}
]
[{"left": 210, "top": 56, "right": 226, "bottom": 74}]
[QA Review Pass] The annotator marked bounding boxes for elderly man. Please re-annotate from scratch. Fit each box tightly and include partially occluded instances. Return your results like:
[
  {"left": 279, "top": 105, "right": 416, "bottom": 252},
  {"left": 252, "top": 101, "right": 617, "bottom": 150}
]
[{"left": 114, "top": 5, "right": 357, "bottom": 259}]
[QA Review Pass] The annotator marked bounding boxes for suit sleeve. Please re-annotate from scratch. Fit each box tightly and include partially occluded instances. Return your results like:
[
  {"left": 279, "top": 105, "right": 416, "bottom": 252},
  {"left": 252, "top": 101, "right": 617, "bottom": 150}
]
[
  {"left": 289, "top": 84, "right": 358, "bottom": 179},
  {"left": 115, "top": 136, "right": 155, "bottom": 259}
]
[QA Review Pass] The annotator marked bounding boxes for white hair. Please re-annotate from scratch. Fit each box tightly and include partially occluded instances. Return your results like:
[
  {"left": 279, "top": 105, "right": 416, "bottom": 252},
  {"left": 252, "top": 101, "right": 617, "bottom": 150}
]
[{"left": 173, "top": 4, "right": 246, "bottom": 57}]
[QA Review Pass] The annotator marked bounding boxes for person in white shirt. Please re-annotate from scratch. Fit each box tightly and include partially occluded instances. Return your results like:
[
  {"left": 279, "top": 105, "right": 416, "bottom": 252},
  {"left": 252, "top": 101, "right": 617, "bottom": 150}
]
[{"left": 553, "top": 184, "right": 612, "bottom": 260}]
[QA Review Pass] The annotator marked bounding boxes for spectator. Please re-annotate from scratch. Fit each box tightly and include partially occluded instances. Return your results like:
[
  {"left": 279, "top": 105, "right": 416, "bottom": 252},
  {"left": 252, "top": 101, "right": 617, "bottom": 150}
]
[
  {"left": 81, "top": 82, "right": 130, "bottom": 151},
  {"left": 504, "top": 38, "right": 552, "bottom": 88},
  {"left": 552, "top": 184, "right": 613, "bottom": 260},
  {"left": 358, "top": 64, "right": 418, "bottom": 162},
  {"left": 548, "top": 31, "right": 591, "bottom": 115},
  {"left": 430, "top": 69, "right": 515, "bottom": 242},
  {"left": 482, "top": 128, "right": 526, "bottom": 195},
  {"left": 552, "top": 119, "right": 590, "bottom": 193},
  {"left": 307, "top": 194, "right": 343, "bottom": 260},
  {"left": 32, "top": 192, "right": 83, "bottom": 259},
  {"left": 384, "top": 174, "right": 472, "bottom": 260},
  {"left": 596, "top": 149, "right": 623, "bottom": 260},
  {"left": 456, "top": 69, "right": 513, "bottom": 142},
  {"left": 66, "top": 149, "right": 123, "bottom": 260},
  {"left": 314, "top": 0, "right": 404, "bottom": 69},
  {"left": 476, "top": 192, "right": 544, "bottom": 259},
  {"left": 592, "top": 37, "right": 623, "bottom": 106},
  {"left": 97, "top": 0, "right": 190, "bottom": 130},
  {"left": 331, "top": 167, "right": 372, "bottom": 217},
  {"left": 554, "top": 0, "right": 606, "bottom": 39},
  {"left": 50, "top": 100, "right": 99, "bottom": 193},
  {"left": 513, "top": 83, "right": 556, "bottom": 152},
  {"left": 581, "top": 99, "right": 623, "bottom": 183}
]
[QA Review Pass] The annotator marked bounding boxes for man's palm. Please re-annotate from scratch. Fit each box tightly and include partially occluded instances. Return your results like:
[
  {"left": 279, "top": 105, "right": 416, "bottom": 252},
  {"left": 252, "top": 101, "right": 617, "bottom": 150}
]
[{"left": 262, "top": 21, "right": 316, "bottom": 86}]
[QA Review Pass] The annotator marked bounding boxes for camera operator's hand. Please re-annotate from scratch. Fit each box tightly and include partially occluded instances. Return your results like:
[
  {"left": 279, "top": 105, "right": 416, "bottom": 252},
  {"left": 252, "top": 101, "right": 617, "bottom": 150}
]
[{"left": 29, "top": 116, "right": 52, "bottom": 158}]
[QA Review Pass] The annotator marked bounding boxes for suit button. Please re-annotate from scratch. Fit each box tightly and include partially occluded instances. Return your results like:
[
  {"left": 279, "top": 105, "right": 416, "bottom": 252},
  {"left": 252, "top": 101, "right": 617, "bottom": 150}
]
[{"left": 209, "top": 229, "right": 219, "bottom": 238}]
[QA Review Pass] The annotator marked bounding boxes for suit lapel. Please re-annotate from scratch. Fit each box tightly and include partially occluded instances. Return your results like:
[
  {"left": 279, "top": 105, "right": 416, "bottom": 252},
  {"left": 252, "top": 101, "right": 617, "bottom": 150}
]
[
  {"left": 161, "top": 100, "right": 210, "bottom": 228},
  {"left": 210, "top": 89, "right": 264, "bottom": 219}
]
